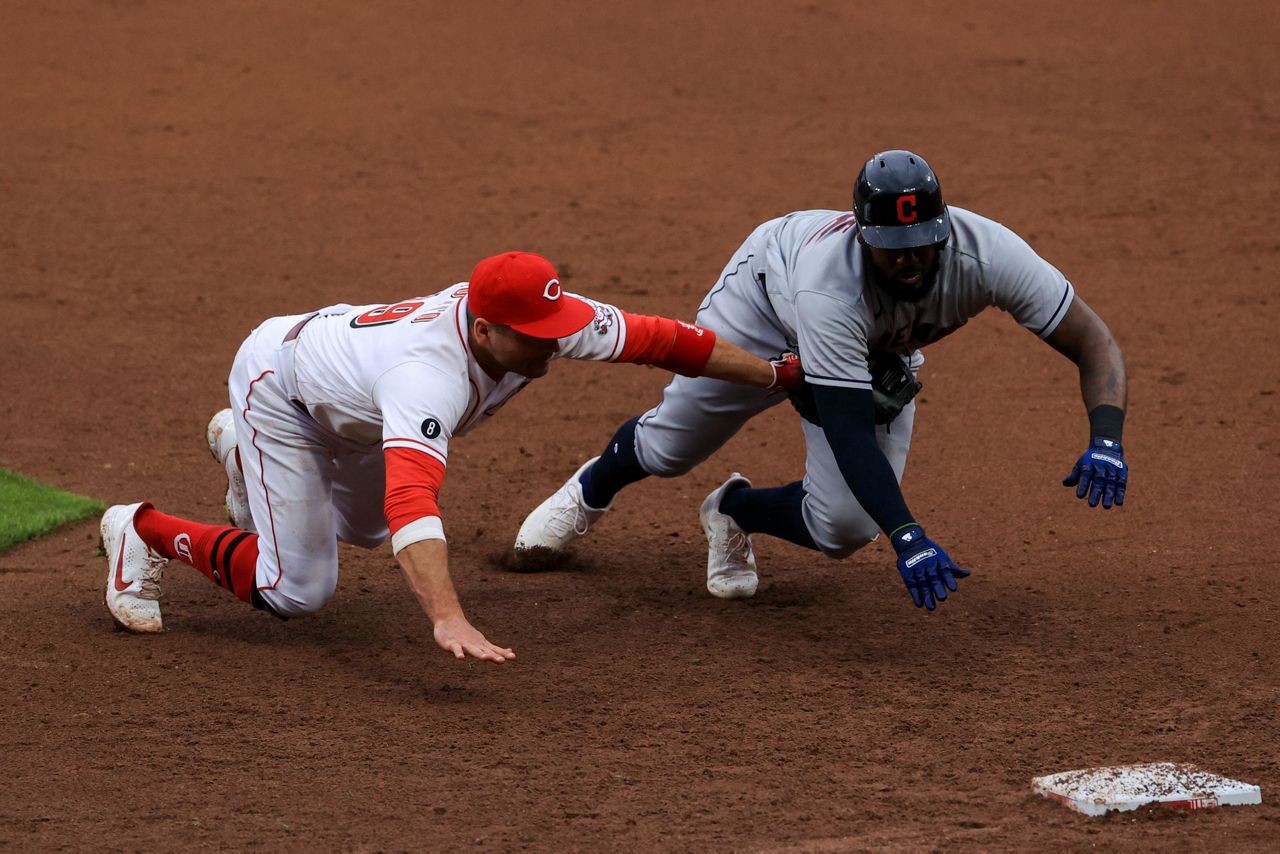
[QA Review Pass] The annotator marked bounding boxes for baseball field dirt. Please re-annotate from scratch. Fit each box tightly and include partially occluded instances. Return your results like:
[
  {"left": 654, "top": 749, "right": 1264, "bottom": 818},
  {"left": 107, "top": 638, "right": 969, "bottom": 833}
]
[{"left": 2, "top": 1, "right": 1277, "bottom": 850}]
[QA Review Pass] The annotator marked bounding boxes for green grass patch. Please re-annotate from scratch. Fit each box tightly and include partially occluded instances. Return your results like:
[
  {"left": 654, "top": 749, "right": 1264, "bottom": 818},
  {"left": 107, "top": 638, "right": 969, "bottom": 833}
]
[{"left": 0, "top": 468, "right": 104, "bottom": 553}]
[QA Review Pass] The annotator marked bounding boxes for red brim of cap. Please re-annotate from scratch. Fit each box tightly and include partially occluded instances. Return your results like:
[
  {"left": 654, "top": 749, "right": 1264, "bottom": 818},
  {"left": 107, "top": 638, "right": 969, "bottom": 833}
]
[{"left": 506, "top": 294, "right": 596, "bottom": 339}]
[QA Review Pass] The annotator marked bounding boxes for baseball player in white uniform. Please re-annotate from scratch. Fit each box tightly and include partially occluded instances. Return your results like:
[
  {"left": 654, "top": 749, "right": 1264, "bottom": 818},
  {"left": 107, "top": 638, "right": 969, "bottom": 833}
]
[
  {"left": 516, "top": 150, "right": 1129, "bottom": 610},
  {"left": 100, "top": 251, "right": 803, "bottom": 663}
]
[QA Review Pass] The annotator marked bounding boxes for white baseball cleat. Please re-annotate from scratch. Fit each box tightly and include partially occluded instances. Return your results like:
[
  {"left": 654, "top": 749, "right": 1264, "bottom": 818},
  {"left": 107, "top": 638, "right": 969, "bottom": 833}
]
[
  {"left": 101, "top": 503, "right": 167, "bottom": 633},
  {"left": 514, "top": 457, "right": 610, "bottom": 554},
  {"left": 206, "top": 408, "right": 255, "bottom": 532},
  {"left": 701, "top": 473, "right": 759, "bottom": 599}
]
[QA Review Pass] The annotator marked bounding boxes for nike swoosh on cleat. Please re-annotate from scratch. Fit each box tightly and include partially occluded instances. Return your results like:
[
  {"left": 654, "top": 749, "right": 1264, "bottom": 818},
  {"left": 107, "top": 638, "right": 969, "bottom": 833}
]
[{"left": 113, "top": 536, "right": 131, "bottom": 592}]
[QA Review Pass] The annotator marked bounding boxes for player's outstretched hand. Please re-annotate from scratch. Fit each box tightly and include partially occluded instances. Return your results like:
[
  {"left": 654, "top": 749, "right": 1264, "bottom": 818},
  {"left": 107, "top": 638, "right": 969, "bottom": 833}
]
[
  {"left": 432, "top": 614, "right": 516, "bottom": 664},
  {"left": 1062, "top": 437, "right": 1127, "bottom": 509},
  {"left": 890, "top": 524, "right": 971, "bottom": 611}
]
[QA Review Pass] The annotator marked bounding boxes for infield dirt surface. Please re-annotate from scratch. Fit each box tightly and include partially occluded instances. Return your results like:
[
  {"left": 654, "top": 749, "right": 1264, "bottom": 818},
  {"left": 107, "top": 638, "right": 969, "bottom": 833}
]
[{"left": 2, "top": 1, "right": 1278, "bottom": 850}]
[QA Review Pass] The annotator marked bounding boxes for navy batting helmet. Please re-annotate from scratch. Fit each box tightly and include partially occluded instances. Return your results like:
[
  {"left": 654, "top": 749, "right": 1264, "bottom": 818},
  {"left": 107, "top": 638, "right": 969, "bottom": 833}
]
[{"left": 853, "top": 150, "right": 951, "bottom": 249}]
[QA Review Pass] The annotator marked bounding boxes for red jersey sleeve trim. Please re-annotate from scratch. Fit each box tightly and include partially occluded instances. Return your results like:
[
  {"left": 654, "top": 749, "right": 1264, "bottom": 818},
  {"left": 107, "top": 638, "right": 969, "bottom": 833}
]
[
  {"left": 383, "top": 437, "right": 447, "bottom": 466},
  {"left": 616, "top": 312, "right": 717, "bottom": 376}
]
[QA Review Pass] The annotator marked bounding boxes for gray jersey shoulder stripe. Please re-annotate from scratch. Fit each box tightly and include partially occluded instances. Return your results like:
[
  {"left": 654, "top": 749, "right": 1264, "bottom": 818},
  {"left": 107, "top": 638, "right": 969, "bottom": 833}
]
[{"left": 1034, "top": 285, "right": 1074, "bottom": 337}]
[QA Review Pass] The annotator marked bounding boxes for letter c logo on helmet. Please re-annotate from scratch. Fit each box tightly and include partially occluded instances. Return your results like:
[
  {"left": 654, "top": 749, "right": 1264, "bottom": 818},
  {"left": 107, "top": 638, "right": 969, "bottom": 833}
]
[
  {"left": 896, "top": 194, "right": 918, "bottom": 223},
  {"left": 542, "top": 279, "right": 562, "bottom": 301},
  {"left": 853, "top": 150, "right": 951, "bottom": 249}
]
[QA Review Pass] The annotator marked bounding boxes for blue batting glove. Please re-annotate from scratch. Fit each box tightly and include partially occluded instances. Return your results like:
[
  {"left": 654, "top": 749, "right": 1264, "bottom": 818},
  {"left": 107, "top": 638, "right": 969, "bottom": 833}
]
[
  {"left": 1062, "top": 437, "right": 1127, "bottom": 509},
  {"left": 890, "top": 524, "right": 971, "bottom": 611}
]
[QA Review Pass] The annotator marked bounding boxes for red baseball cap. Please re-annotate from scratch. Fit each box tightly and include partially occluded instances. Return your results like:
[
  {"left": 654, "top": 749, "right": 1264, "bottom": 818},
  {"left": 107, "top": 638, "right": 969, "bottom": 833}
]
[{"left": 467, "top": 251, "right": 595, "bottom": 339}]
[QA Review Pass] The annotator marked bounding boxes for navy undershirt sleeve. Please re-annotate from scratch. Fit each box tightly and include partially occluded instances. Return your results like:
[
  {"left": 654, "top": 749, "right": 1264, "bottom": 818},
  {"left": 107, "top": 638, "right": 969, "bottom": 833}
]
[{"left": 810, "top": 384, "right": 915, "bottom": 535}]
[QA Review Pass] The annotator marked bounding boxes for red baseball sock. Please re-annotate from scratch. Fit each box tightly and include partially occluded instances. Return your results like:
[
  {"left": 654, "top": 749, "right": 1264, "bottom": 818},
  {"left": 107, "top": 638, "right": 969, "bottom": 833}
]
[{"left": 134, "top": 504, "right": 260, "bottom": 604}]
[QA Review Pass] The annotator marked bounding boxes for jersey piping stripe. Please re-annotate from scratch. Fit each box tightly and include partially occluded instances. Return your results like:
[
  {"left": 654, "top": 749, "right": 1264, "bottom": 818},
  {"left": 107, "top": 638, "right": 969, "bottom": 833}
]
[
  {"left": 696, "top": 254, "right": 753, "bottom": 315},
  {"left": 806, "top": 379, "right": 873, "bottom": 390},
  {"left": 805, "top": 372, "right": 873, "bottom": 387},
  {"left": 697, "top": 252, "right": 789, "bottom": 343},
  {"left": 242, "top": 369, "right": 285, "bottom": 592},
  {"left": 452, "top": 298, "right": 483, "bottom": 428},
  {"left": 480, "top": 380, "right": 530, "bottom": 418},
  {"left": 607, "top": 311, "right": 625, "bottom": 362},
  {"left": 1034, "top": 284, "right": 1074, "bottom": 337},
  {"left": 382, "top": 438, "right": 448, "bottom": 466},
  {"left": 452, "top": 295, "right": 472, "bottom": 359},
  {"left": 459, "top": 377, "right": 482, "bottom": 430}
]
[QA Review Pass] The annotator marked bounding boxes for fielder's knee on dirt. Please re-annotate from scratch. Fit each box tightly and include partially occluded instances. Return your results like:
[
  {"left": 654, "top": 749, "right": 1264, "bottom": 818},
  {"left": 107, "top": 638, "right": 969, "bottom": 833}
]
[{"left": 255, "top": 560, "right": 339, "bottom": 617}]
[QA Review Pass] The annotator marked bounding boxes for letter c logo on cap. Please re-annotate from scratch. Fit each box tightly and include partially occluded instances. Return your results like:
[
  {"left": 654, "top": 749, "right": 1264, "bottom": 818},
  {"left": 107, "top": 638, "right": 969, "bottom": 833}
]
[{"left": 542, "top": 278, "right": 562, "bottom": 301}]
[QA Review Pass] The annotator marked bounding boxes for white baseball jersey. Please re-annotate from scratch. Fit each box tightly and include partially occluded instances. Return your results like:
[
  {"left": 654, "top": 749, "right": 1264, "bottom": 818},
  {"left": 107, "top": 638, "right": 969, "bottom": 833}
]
[
  {"left": 226, "top": 282, "right": 694, "bottom": 615},
  {"left": 286, "top": 283, "right": 629, "bottom": 462},
  {"left": 758, "top": 206, "right": 1075, "bottom": 390}
]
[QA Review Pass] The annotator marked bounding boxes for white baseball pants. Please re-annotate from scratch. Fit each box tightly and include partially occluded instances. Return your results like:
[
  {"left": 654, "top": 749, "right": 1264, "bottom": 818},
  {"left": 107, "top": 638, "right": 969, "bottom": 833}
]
[{"left": 226, "top": 315, "right": 389, "bottom": 616}]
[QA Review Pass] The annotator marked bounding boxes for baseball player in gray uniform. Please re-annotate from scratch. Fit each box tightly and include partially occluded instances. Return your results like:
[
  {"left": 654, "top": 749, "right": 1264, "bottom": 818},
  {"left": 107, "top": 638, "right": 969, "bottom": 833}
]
[{"left": 515, "top": 149, "right": 1128, "bottom": 611}]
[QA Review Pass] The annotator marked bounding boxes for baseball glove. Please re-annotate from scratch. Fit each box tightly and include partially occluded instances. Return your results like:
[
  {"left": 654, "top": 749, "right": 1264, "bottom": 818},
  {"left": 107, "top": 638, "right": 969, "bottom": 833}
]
[
  {"left": 786, "top": 352, "right": 921, "bottom": 426},
  {"left": 868, "top": 352, "right": 921, "bottom": 425},
  {"left": 787, "top": 378, "right": 821, "bottom": 424}
]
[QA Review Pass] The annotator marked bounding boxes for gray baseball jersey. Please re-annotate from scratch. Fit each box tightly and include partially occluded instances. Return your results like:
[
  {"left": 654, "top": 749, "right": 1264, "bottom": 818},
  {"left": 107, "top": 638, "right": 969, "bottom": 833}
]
[
  {"left": 759, "top": 206, "right": 1075, "bottom": 388},
  {"left": 631, "top": 205, "right": 1077, "bottom": 556}
]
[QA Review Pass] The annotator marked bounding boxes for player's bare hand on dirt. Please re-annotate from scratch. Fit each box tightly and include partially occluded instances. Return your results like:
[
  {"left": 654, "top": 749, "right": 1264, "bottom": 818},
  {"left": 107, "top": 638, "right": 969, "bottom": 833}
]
[{"left": 432, "top": 615, "right": 516, "bottom": 663}]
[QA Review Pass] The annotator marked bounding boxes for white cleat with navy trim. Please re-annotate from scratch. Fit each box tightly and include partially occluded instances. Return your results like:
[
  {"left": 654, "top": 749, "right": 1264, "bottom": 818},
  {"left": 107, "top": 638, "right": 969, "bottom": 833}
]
[
  {"left": 514, "top": 457, "right": 610, "bottom": 554},
  {"left": 206, "top": 408, "right": 255, "bottom": 533},
  {"left": 101, "top": 502, "right": 167, "bottom": 633},
  {"left": 701, "top": 473, "right": 759, "bottom": 599}
]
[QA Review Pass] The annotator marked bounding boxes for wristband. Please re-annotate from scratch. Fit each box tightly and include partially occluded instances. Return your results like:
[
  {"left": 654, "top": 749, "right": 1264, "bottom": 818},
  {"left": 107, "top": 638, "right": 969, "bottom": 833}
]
[
  {"left": 889, "top": 522, "right": 925, "bottom": 554},
  {"left": 657, "top": 321, "right": 717, "bottom": 376},
  {"left": 1088, "top": 404, "right": 1125, "bottom": 442}
]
